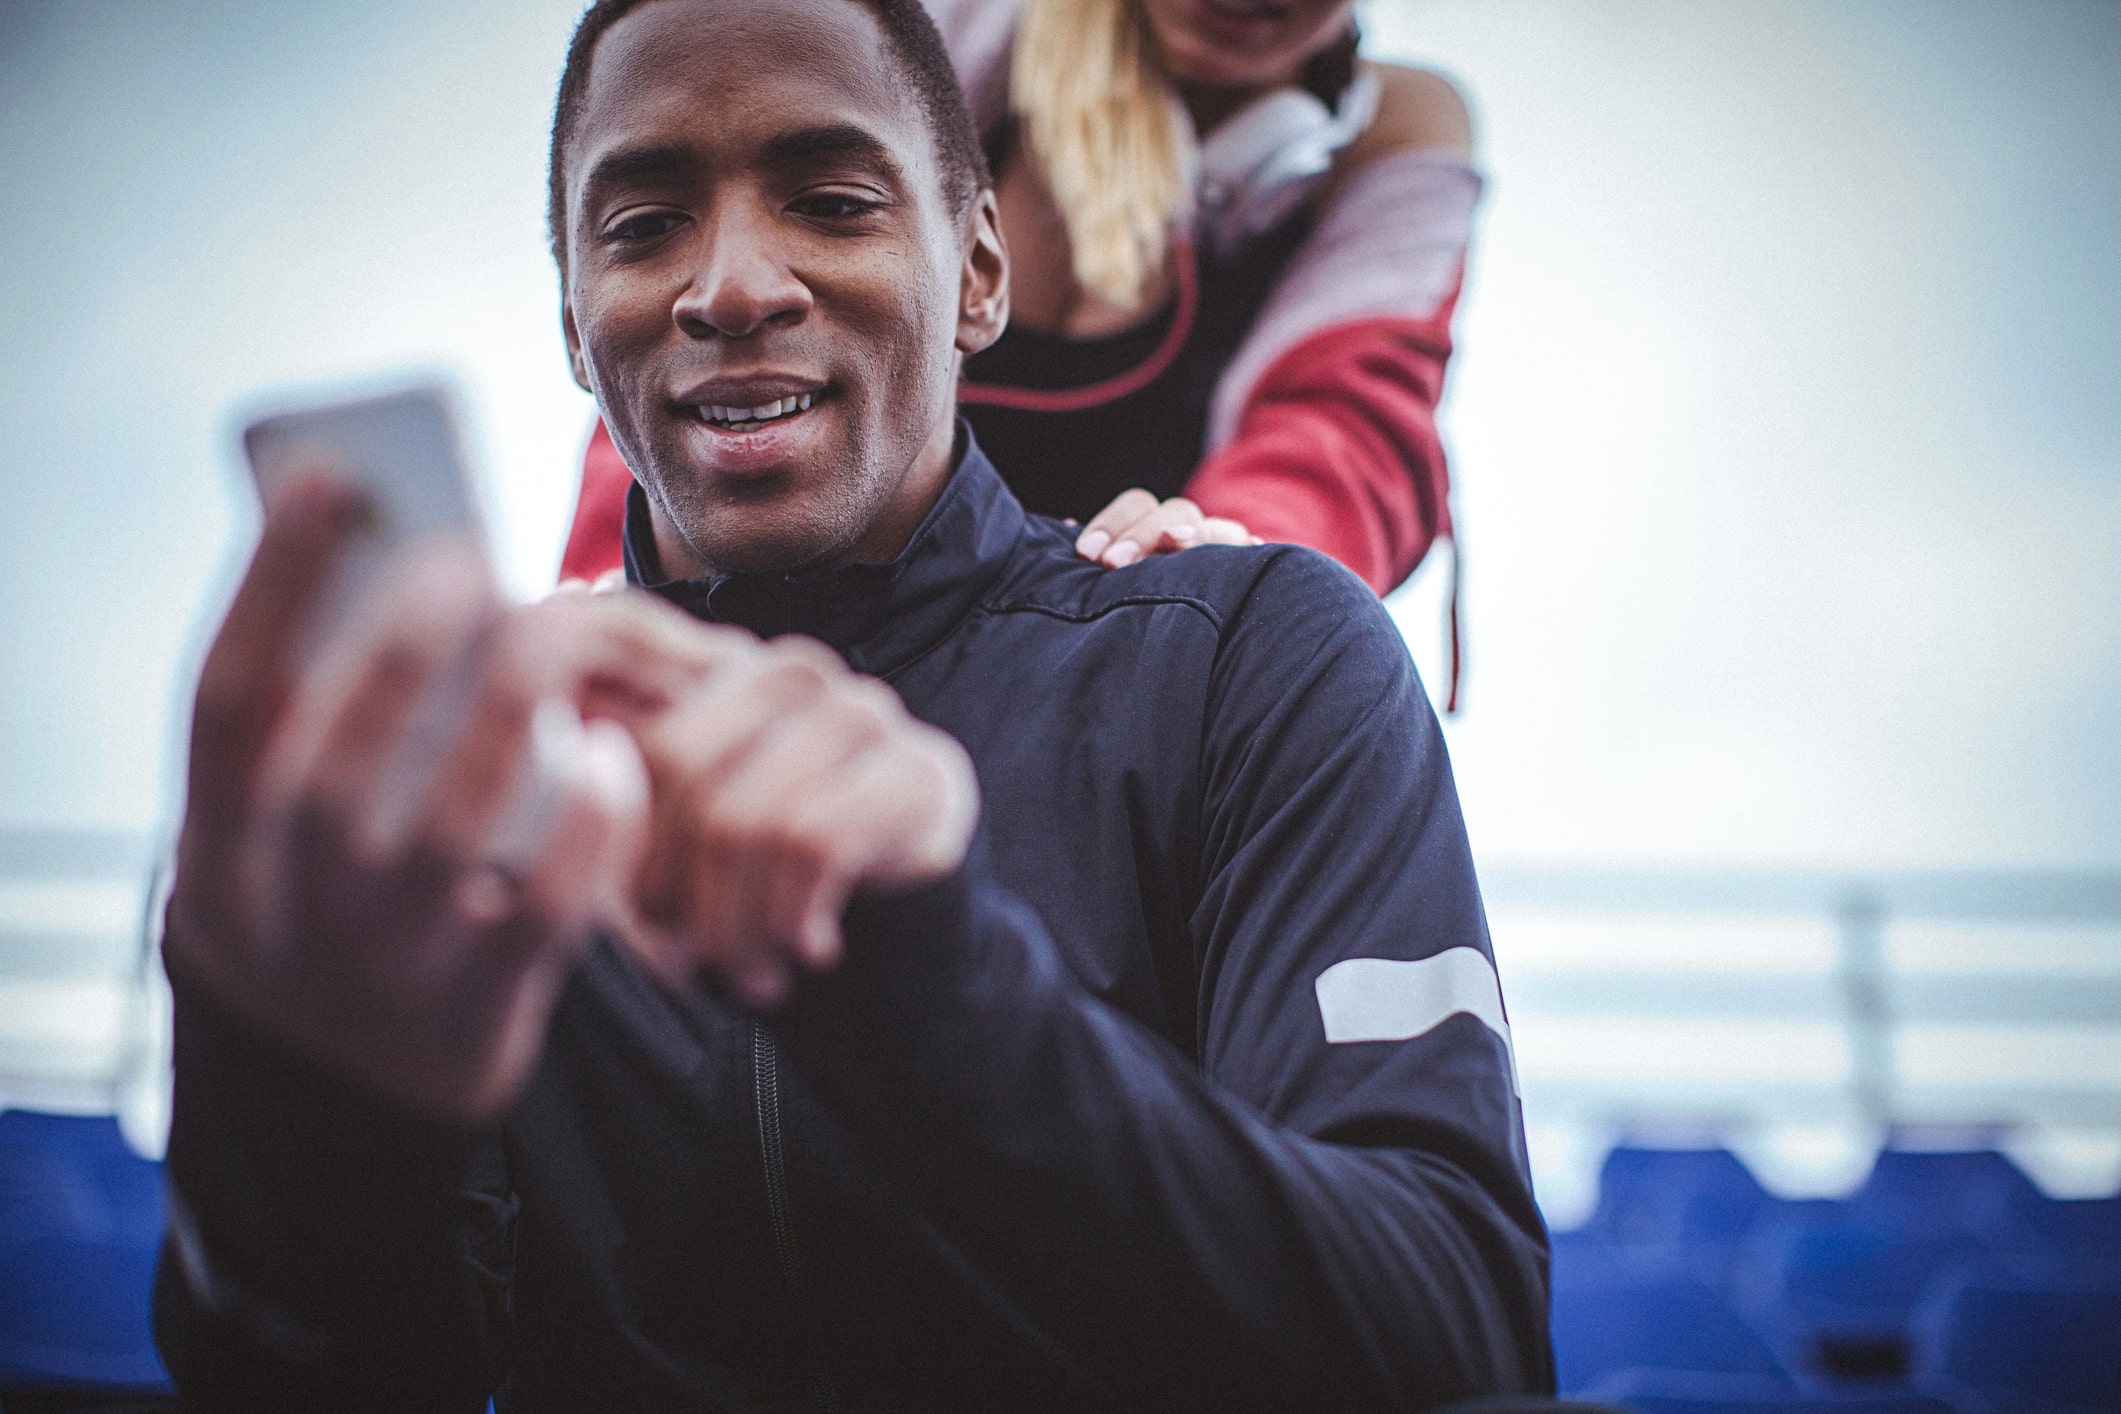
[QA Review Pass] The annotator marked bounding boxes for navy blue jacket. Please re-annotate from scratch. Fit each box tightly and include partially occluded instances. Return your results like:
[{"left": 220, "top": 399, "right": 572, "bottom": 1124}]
[{"left": 156, "top": 431, "right": 1552, "bottom": 1412}]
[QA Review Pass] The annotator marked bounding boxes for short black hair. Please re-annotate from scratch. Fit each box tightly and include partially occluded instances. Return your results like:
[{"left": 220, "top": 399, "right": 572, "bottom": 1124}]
[{"left": 546, "top": 0, "right": 989, "bottom": 268}]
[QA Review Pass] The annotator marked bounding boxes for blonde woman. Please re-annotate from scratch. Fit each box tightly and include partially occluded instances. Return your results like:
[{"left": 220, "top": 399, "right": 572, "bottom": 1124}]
[{"left": 561, "top": 0, "right": 1477, "bottom": 685}]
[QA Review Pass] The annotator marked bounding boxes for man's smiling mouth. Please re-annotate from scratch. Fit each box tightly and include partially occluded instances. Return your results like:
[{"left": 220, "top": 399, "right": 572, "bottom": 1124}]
[{"left": 697, "top": 393, "right": 815, "bottom": 431}]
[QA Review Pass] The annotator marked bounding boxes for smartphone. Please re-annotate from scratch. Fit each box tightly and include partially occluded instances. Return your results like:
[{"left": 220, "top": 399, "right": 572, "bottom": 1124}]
[{"left": 241, "top": 381, "right": 490, "bottom": 635}]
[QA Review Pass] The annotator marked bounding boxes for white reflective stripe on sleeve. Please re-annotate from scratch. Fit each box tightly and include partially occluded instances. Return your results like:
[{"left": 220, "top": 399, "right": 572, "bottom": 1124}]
[{"left": 1314, "top": 948, "right": 1519, "bottom": 1092}]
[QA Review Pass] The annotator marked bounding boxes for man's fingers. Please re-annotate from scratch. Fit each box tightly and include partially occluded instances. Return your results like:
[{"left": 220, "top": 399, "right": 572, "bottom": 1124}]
[
  {"left": 759, "top": 719, "right": 977, "bottom": 958},
  {"left": 703, "top": 729, "right": 978, "bottom": 999},
  {"left": 186, "top": 476, "right": 370, "bottom": 849},
  {"left": 706, "top": 685, "right": 892, "bottom": 969},
  {"left": 620, "top": 640, "right": 964, "bottom": 1002},
  {"left": 1200, "top": 515, "right": 1254, "bottom": 546},
  {"left": 580, "top": 620, "right": 975, "bottom": 1006},
  {"left": 263, "top": 545, "right": 495, "bottom": 859},
  {"left": 633, "top": 636, "right": 841, "bottom": 806},
  {"left": 1073, "top": 488, "right": 1159, "bottom": 563},
  {"left": 648, "top": 670, "right": 866, "bottom": 974},
  {"left": 705, "top": 675, "right": 893, "bottom": 829},
  {"left": 552, "top": 589, "right": 763, "bottom": 726},
  {"left": 409, "top": 602, "right": 599, "bottom": 870},
  {"left": 511, "top": 717, "right": 650, "bottom": 938},
  {"left": 630, "top": 639, "right": 839, "bottom": 929},
  {"left": 562, "top": 587, "right": 749, "bottom": 679},
  {"left": 166, "top": 502, "right": 689, "bottom": 1125},
  {"left": 427, "top": 711, "right": 647, "bottom": 1088},
  {"left": 814, "top": 730, "right": 978, "bottom": 889}
]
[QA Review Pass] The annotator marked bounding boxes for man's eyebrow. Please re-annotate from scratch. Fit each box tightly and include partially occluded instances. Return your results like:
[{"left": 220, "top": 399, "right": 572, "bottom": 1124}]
[
  {"left": 581, "top": 143, "right": 696, "bottom": 199},
  {"left": 759, "top": 124, "right": 903, "bottom": 182}
]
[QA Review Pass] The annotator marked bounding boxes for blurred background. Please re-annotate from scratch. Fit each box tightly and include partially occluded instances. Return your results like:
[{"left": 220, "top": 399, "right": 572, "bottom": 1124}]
[{"left": 1, "top": 0, "right": 2116, "bottom": 1405}]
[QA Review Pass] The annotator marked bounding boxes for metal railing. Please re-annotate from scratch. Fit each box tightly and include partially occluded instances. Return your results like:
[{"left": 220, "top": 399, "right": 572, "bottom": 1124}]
[
  {"left": 1480, "top": 864, "right": 2121, "bottom": 1213},
  {"left": 0, "top": 827, "right": 165, "bottom": 1144},
  {"left": 1483, "top": 864, "right": 2121, "bottom": 1121}
]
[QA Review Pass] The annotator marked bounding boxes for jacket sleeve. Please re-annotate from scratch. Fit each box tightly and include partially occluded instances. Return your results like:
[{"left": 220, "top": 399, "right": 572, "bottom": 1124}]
[
  {"left": 152, "top": 970, "right": 516, "bottom": 1412},
  {"left": 1186, "top": 314, "right": 1455, "bottom": 595},
  {"left": 1192, "top": 149, "right": 1482, "bottom": 597},
  {"left": 773, "top": 548, "right": 1551, "bottom": 1411}
]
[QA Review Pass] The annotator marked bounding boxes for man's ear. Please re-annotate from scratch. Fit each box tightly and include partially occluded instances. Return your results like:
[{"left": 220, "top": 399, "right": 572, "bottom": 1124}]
[
  {"left": 561, "top": 295, "right": 595, "bottom": 394},
  {"left": 954, "top": 188, "right": 1009, "bottom": 357}
]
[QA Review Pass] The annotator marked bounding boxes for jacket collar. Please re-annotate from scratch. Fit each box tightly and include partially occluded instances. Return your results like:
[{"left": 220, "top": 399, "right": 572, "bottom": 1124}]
[{"left": 623, "top": 423, "right": 1027, "bottom": 679}]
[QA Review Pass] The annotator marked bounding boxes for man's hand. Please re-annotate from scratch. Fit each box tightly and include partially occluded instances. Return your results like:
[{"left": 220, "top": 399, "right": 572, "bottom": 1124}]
[
  {"left": 165, "top": 477, "right": 649, "bottom": 1125},
  {"left": 618, "top": 630, "right": 979, "bottom": 1009},
  {"left": 1073, "top": 489, "right": 1257, "bottom": 569}
]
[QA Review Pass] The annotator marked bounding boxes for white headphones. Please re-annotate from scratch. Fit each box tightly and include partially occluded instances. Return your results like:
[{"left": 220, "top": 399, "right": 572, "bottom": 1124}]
[{"left": 1191, "top": 69, "right": 1381, "bottom": 254}]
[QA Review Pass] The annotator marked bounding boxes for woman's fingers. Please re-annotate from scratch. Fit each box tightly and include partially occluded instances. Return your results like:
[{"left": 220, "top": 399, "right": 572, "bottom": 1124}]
[
  {"left": 1073, "top": 488, "right": 1159, "bottom": 563},
  {"left": 1104, "top": 496, "right": 1203, "bottom": 566},
  {"left": 1072, "top": 491, "right": 1254, "bottom": 567}
]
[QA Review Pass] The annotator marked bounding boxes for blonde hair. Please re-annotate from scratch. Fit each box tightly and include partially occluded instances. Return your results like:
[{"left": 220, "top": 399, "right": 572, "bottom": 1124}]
[{"left": 1010, "top": 0, "right": 1192, "bottom": 308}]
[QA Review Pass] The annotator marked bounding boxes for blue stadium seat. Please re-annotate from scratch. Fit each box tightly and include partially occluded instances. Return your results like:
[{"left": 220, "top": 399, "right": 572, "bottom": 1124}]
[
  {"left": 1553, "top": 1271, "right": 1793, "bottom": 1395},
  {"left": 1998, "top": 1191, "right": 2121, "bottom": 1271},
  {"left": 1544, "top": 1144, "right": 2119, "bottom": 1410},
  {"left": 1848, "top": 1151, "right": 2042, "bottom": 1239},
  {"left": 1919, "top": 1280, "right": 2121, "bottom": 1411},
  {"left": 1733, "top": 1203, "right": 2026, "bottom": 1386},
  {"left": 0, "top": 1111, "right": 171, "bottom": 1394},
  {"left": 1769, "top": 1221, "right": 1981, "bottom": 1333},
  {"left": 1589, "top": 1148, "right": 1778, "bottom": 1261}
]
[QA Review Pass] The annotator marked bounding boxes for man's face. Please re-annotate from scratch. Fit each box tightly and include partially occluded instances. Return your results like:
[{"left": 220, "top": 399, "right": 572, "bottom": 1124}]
[{"left": 561, "top": 0, "right": 1005, "bottom": 578}]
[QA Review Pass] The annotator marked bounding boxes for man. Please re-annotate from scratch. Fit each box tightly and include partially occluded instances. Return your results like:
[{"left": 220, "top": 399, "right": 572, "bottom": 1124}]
[{"left": 155, "top": 0, "right": 1552, "bottom": 1408}]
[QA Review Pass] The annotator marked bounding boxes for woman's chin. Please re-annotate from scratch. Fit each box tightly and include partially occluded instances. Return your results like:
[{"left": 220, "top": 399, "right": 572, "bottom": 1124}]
[
  {"left": 1155, "top": 34, "right": 1294, "bottom": 95},
  {"left": 1146, "top": 0, "right": 1353, "bottom": 92}
]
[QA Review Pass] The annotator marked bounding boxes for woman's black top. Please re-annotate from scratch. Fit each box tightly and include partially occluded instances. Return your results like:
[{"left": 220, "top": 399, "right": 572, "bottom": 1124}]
[
  {"left": 959, "top": 213, "right": 1310, "bottom": 523},
  {"left": 957, "top": 27, "right": 1358, "bottom": 525}
]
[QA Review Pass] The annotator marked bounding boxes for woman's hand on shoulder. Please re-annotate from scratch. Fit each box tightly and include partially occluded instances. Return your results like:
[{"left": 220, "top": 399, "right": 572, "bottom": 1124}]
[
  {"left": 1073, "top": 489, "right": 1257, "bottom": 570},
  {"left": 1343, "top": 62, "right": 1474, "bottom": 169}
]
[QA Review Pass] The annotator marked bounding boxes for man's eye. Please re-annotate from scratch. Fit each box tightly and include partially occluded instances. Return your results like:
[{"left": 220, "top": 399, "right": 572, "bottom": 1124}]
[
  {"left": 792, "top": 193, "right": 881, "bottom": 221},
  {"left": 605, "top": 211, "right": 686, "bottom": 243}
]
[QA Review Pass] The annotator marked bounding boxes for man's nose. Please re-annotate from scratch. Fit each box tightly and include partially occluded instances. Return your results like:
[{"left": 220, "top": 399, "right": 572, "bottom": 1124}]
[{"left": 672, "top": 203, "right": 812, "bottom": 339}]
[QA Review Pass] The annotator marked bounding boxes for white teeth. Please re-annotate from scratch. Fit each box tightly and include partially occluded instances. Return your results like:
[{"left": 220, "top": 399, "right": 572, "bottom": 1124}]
[{"left": 700, "top": 393, "right": 816, "bottom": 427}]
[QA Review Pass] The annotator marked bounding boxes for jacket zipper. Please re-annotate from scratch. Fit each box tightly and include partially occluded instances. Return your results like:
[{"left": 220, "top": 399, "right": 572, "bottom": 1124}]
[{"left": 752, "top": 1022, "right": 840, "bottom": 1414}]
